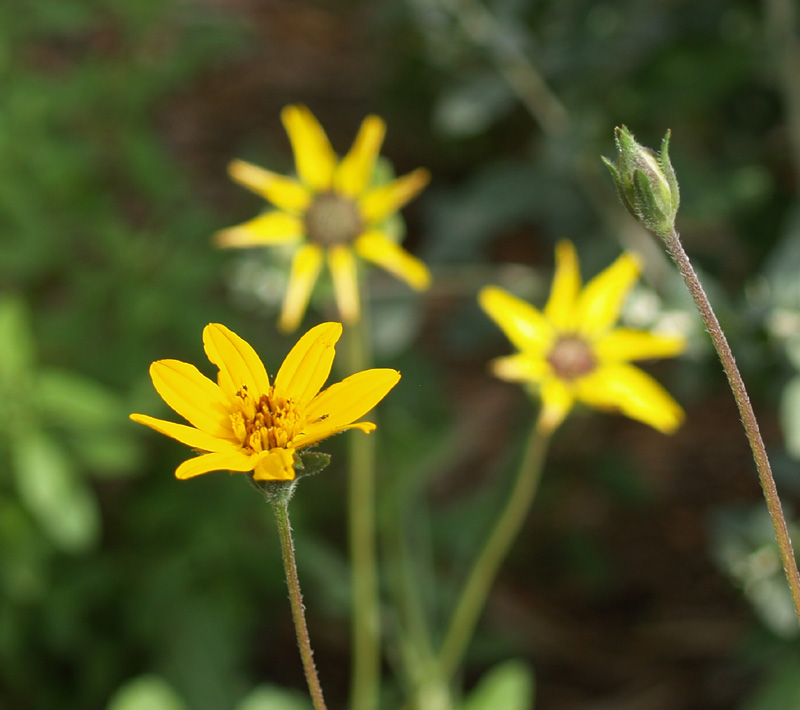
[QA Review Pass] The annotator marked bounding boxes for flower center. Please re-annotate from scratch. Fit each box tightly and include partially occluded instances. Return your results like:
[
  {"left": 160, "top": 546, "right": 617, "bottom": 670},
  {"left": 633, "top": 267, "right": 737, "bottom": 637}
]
[
  {"left": 547, "top": 335, "right": 596, "bottom": 381},
  {"left": 305, "top": 192, "right": 363, "bottom": 246},
  {"left": 231, "top": 387, "right": 303, "bottom": 453}
]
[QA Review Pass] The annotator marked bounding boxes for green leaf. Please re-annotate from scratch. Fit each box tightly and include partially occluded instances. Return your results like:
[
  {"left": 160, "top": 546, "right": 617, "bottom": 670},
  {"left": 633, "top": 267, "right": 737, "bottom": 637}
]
[
  {"left": 235, "top": 685, "right": 312, "bottom": 710},
  {"left": 107, "top": 675, "right": 188, "bottom": 710},
  {"left": 12, "top": 431, "right": 100, "bottom": 553},
  {"left": 0, "top": 296, "right": 34, "bottom": 381},
  {"left": 461, "top": 660, "right": 535, "bottom": 710}
]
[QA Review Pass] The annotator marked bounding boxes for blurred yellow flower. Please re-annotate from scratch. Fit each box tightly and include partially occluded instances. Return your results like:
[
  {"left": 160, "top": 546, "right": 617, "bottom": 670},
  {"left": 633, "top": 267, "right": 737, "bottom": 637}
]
[
  {"left": 479, "top": 241, "right": 686, "bottom": 434},
  {"left": 131, "top": 322, "right": 400, "bottom": 481},
  {"left": 217, "top": 105, "right": 431, "bottom": 331}
]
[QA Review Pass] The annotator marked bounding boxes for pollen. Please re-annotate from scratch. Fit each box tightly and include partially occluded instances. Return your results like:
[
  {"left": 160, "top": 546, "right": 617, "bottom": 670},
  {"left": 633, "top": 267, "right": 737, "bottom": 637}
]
[{"left": 232, "top": 388, "right": 304, "bottom": 453}]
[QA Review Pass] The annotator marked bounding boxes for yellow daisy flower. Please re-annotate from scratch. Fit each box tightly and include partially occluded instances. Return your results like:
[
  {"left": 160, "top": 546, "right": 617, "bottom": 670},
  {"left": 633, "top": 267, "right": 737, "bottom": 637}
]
[
  {"left": 479, "top": 241, "right": 686, "bottom": 434},
  {"left": 130, "top": 322, "right": 400, "bottom": 481},
  {"left": 216, "top": 105, "right": 431, "bottom": 331}
]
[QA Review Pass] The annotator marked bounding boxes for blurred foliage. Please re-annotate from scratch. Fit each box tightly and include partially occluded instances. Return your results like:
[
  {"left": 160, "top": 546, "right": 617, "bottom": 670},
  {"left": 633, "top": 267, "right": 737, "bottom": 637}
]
[{"left": 3, "top": 0, "right": 800, "bottom": 708}]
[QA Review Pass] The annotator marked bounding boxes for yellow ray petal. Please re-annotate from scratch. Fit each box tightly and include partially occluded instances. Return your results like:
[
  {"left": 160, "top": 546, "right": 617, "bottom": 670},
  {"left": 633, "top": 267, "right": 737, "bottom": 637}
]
[
  {"left": 544, "top": 240, "right": 581, "bottom": 330},
  {"left": 214, "top": 211, "right": 305, "bottom": 248},
  {"left": 479, "top": 286, "right": 555, "bottom": 354},
  {"left": 279, "top": 244, "right": 324, "bottom": 332},
  {"left": 281, "top": 105, "right": 337, "bottom": 192},
  {"left": 358, "top": 168, "right": 430, "bottom": 224},
  {"left": 334, "top": 115, "right": 386, "bottom": 198},
  {"left": 252, "top": 448, "right": 297, "bottom": 481},
  {"left": 301, "top": 368, "right": 400, "bottom": 443},
  {"left": 130, "top": 414, "right": 240, "bottom": 452},
  {"left": 175, "top": 450, "right": 256, "bottom": 480},
  {"left": 576, "top": 363, "right": 684, "bottom": 433},
  {"left": 147, "top": 359, "right": 232, "bottom": 437},
  {"left": 295, "top": 421, "right": 376, "bottom": 449},
  {"left": 355, "top": 229, "right": 430, "bottom": 290},
  {"left": 489, "top": 353, "right": 549, "bottom": 383},
  {"left": 538, "top": 377, "right": 575, "bottom": 434},
  {"left": 575, "top": 252, "right": 641, "bottom": 338},
  {"left": 328, "top": 245, "right": 360, "bottom": 324},
  {"left": 202, "top": 324, "right": 270, "bottom": 400},
  {"left": 228, "top": 159, "right": 312, "bottom": 213},
  {"left": 274, "top": 322, "right": 343, "bottom": 407},
  {"left": 594, "top": 328, "right": 686, "bottom": 363}
]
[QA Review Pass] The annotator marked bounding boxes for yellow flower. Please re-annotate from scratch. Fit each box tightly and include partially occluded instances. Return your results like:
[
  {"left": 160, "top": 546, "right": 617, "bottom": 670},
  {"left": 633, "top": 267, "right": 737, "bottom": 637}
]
[
  {"left": 479, "top": 241, "right": 686, "bottom": 434},
  {"left": 130, "top": 322, "right": 400, "bottom": 481},
  {"left": 216, "top": 105, "right": 431, "bottom": 331}
]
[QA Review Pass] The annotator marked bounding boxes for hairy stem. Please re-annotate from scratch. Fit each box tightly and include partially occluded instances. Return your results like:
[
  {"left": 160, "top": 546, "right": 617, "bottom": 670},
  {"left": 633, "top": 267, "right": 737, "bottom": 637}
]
[
  {"left": 663, "top": 227, "right": 800, "bottom": 623},
  {"left": 436, "top": 419, "right": 551, "bottom": 679},
  {"left": 271, "top": 498, "right": 328, "bottom": 710}
]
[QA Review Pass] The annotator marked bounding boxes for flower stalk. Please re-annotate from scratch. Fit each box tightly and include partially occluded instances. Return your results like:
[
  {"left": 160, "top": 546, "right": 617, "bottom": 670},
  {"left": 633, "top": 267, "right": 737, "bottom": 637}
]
[
  {"left": 269, "top": 489, "right": 328, "bottom": 710},
  {"left": 436, "top": 419, "right": 551, "bottom": 680},
  {"left": 661, "top": 226, "right": 800, "bottom": 623}
]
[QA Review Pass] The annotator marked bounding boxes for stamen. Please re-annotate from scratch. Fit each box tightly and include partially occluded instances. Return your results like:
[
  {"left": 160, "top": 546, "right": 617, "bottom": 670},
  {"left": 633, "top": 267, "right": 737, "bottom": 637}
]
[
  {"left": 305, "top": 192, "right": 363, "bottom": 246},
  {"left": 547, "top": 335, "right": 596, "bottom": 381}
]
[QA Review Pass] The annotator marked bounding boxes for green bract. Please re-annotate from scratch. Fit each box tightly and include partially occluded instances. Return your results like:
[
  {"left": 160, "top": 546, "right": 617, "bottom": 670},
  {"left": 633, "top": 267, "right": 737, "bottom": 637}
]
[{"left": 602, "top": 126, "right": 680, "bottom": 235}]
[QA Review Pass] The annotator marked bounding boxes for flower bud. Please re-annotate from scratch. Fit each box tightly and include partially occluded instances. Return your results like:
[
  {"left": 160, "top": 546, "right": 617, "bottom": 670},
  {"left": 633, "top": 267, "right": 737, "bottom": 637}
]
[{"left": 602, "top": 126, "right": 680, "bottom": 235}]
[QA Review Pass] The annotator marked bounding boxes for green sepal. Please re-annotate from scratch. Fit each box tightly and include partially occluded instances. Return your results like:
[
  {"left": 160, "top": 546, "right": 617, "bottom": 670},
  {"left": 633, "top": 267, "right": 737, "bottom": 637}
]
[{"left": 294, "top": 450, "right": 331, "bottom": 479}]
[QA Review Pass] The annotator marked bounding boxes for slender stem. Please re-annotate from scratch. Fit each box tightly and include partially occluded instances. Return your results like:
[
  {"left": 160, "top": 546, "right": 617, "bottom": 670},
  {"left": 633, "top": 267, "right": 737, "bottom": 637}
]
[
  {"left": 346, "top": 311, "right": 381, "bottom": 710},
  {"left": 663, "top": 227, "right": 800, "bottom": 623},
  {"left": 270, "top": 498, "right": 328, "bottom": 710},
  {"left": 436, "top": 418, "right": 551, "bottom": 679}
]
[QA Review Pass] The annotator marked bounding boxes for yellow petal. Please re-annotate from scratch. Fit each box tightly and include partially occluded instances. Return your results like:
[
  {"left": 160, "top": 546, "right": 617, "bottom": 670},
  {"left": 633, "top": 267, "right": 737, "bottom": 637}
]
[
  {"left": 279, "top": 244, "right": 324, "bottom": 332},
  {"left": 214, "top": 211, "right": 305, "bottom": 248},
  {"left": 575, "top": 363, "right": 684, "bottom": 433},
  {"left": 295, "top": 421, "right": 377, "bottom": 449},
  {"left": 358, "top": 168, "right": 430, "bottom": 224},
  {"left": 479, "top": 286, "right": 555, "bottom": 355},
  {"left": 355, "top": 229, "right": 430, "bottom": 290},
  {"left": 544, "top": 240, "right": 581, "bottom": 330},
  {"left": 202, "top": 323, "right": 271, "bottom": 400},
  {"left": 575, "top": 252, "right": 641, "bottom": 338},
  {"left": 328, "top": 245, "right": 360, "bottom": 324},
  {"left": 538, "top": 377, "right": 575, "bottom": 434},
  {"left": 274, "top": 322, "right": 343, "bottom": 407},
  {"left": 147, "top": 359, "right": 233, "bottom": 438},
  {"left": 228, "top": 160, "right": 312, "bottom": 213},
  {"left": 300, "top": 368, "right": 400, "bottom": 445},
  {"left": 489, "top": 353, "right": 549, "bottom": 383},
  {"left": 281, "top": 105, "right": 337, "bottom": 192},
  {"left": 594, "top": 328, "right": 686, "bottom": 363},
  {"left": 175, "top": 450, "right": 256, "bottom": 480},
  {"left": 130, "top": 414, "right": 240, "bottom": 452},
  {"left": 334, "top": 115, "right": 386, "bottom": 198},
  {"left": 252, "top": 448, "right": 296, "bottom": 481}
]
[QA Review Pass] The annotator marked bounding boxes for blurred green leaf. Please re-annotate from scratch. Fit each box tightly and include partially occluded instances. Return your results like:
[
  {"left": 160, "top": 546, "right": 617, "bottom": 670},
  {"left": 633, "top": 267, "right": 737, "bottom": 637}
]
[
  {"left": 35, "top": 369, "right": 126, "bottom": 430},
  {"left": 460, "top": 659, "right": 535, "bottom": 710},
  {"left": 107, "top": 675, "right": 188, "bottom": 710},
  {"left": 434, "top": 72, "right": 516, "bottom": 137},
  {"left": 0, "top": 296, "right": 34, "bottom": 381},
  {"left": 12, "top": 430, "right": 100, "bottom": 553},
  {"left": 780, "top": 374, "right": 800, "bottom": 459},
  {"left": 235, "top": 685, "right": 312, "bottom": 710},
  {"left": 0, "top": 496, "right": 49, "bottom": 601},
  {"left": 741, "top": 654, "right": 800, "bottom": 710}
]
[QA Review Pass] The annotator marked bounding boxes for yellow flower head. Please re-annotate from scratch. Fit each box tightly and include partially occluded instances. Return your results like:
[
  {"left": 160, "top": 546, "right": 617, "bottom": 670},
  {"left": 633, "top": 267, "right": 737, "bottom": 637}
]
[
  {"left": 130, "top": 322, "right": 400, "bottom": 481},
  {"left": 479, "top": 241, "right": 686, "bottom": 434},
  {"left": 216, "top": 105, "right": 431, "bottom": 331}
]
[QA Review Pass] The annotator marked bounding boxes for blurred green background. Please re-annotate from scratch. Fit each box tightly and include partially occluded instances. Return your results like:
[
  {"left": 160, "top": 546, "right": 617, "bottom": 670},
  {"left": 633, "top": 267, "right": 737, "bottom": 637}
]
[{"left": 3, "top": 0, "right": 800, "bottom": 708}]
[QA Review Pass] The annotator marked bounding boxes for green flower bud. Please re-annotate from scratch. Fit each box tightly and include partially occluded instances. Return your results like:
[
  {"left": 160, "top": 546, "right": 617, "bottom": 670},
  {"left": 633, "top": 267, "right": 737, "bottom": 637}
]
[{"left": 602, "top": 126, "right": 680, "bottom": 235}]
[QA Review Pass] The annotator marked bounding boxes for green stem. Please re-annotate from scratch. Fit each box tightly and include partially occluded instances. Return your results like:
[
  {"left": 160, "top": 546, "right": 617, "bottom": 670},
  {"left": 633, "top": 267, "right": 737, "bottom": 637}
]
[
  {"left": 436, "top": 418, "right": 551, "bottom": 680},
  {"left": 346, "top": 313, "right": 381, "bottom": 710},
  {"left": 663, "top": 226, "right": 800, "bottom": 624},
  {"left": 270, "top": 497, "right": 328, "bottom": 710}
]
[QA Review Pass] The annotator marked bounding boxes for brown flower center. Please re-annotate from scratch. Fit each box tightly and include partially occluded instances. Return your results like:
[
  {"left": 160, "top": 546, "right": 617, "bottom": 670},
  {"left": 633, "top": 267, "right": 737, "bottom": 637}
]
[
  {"left": 547, "top": 335, "right": 596, "bottom": 381},
  {"left": 305, "top": 192, "right": 363, "bottom": 246},
  {"left": 231, "top": 387, "right": 303, "bottom": 453}
]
